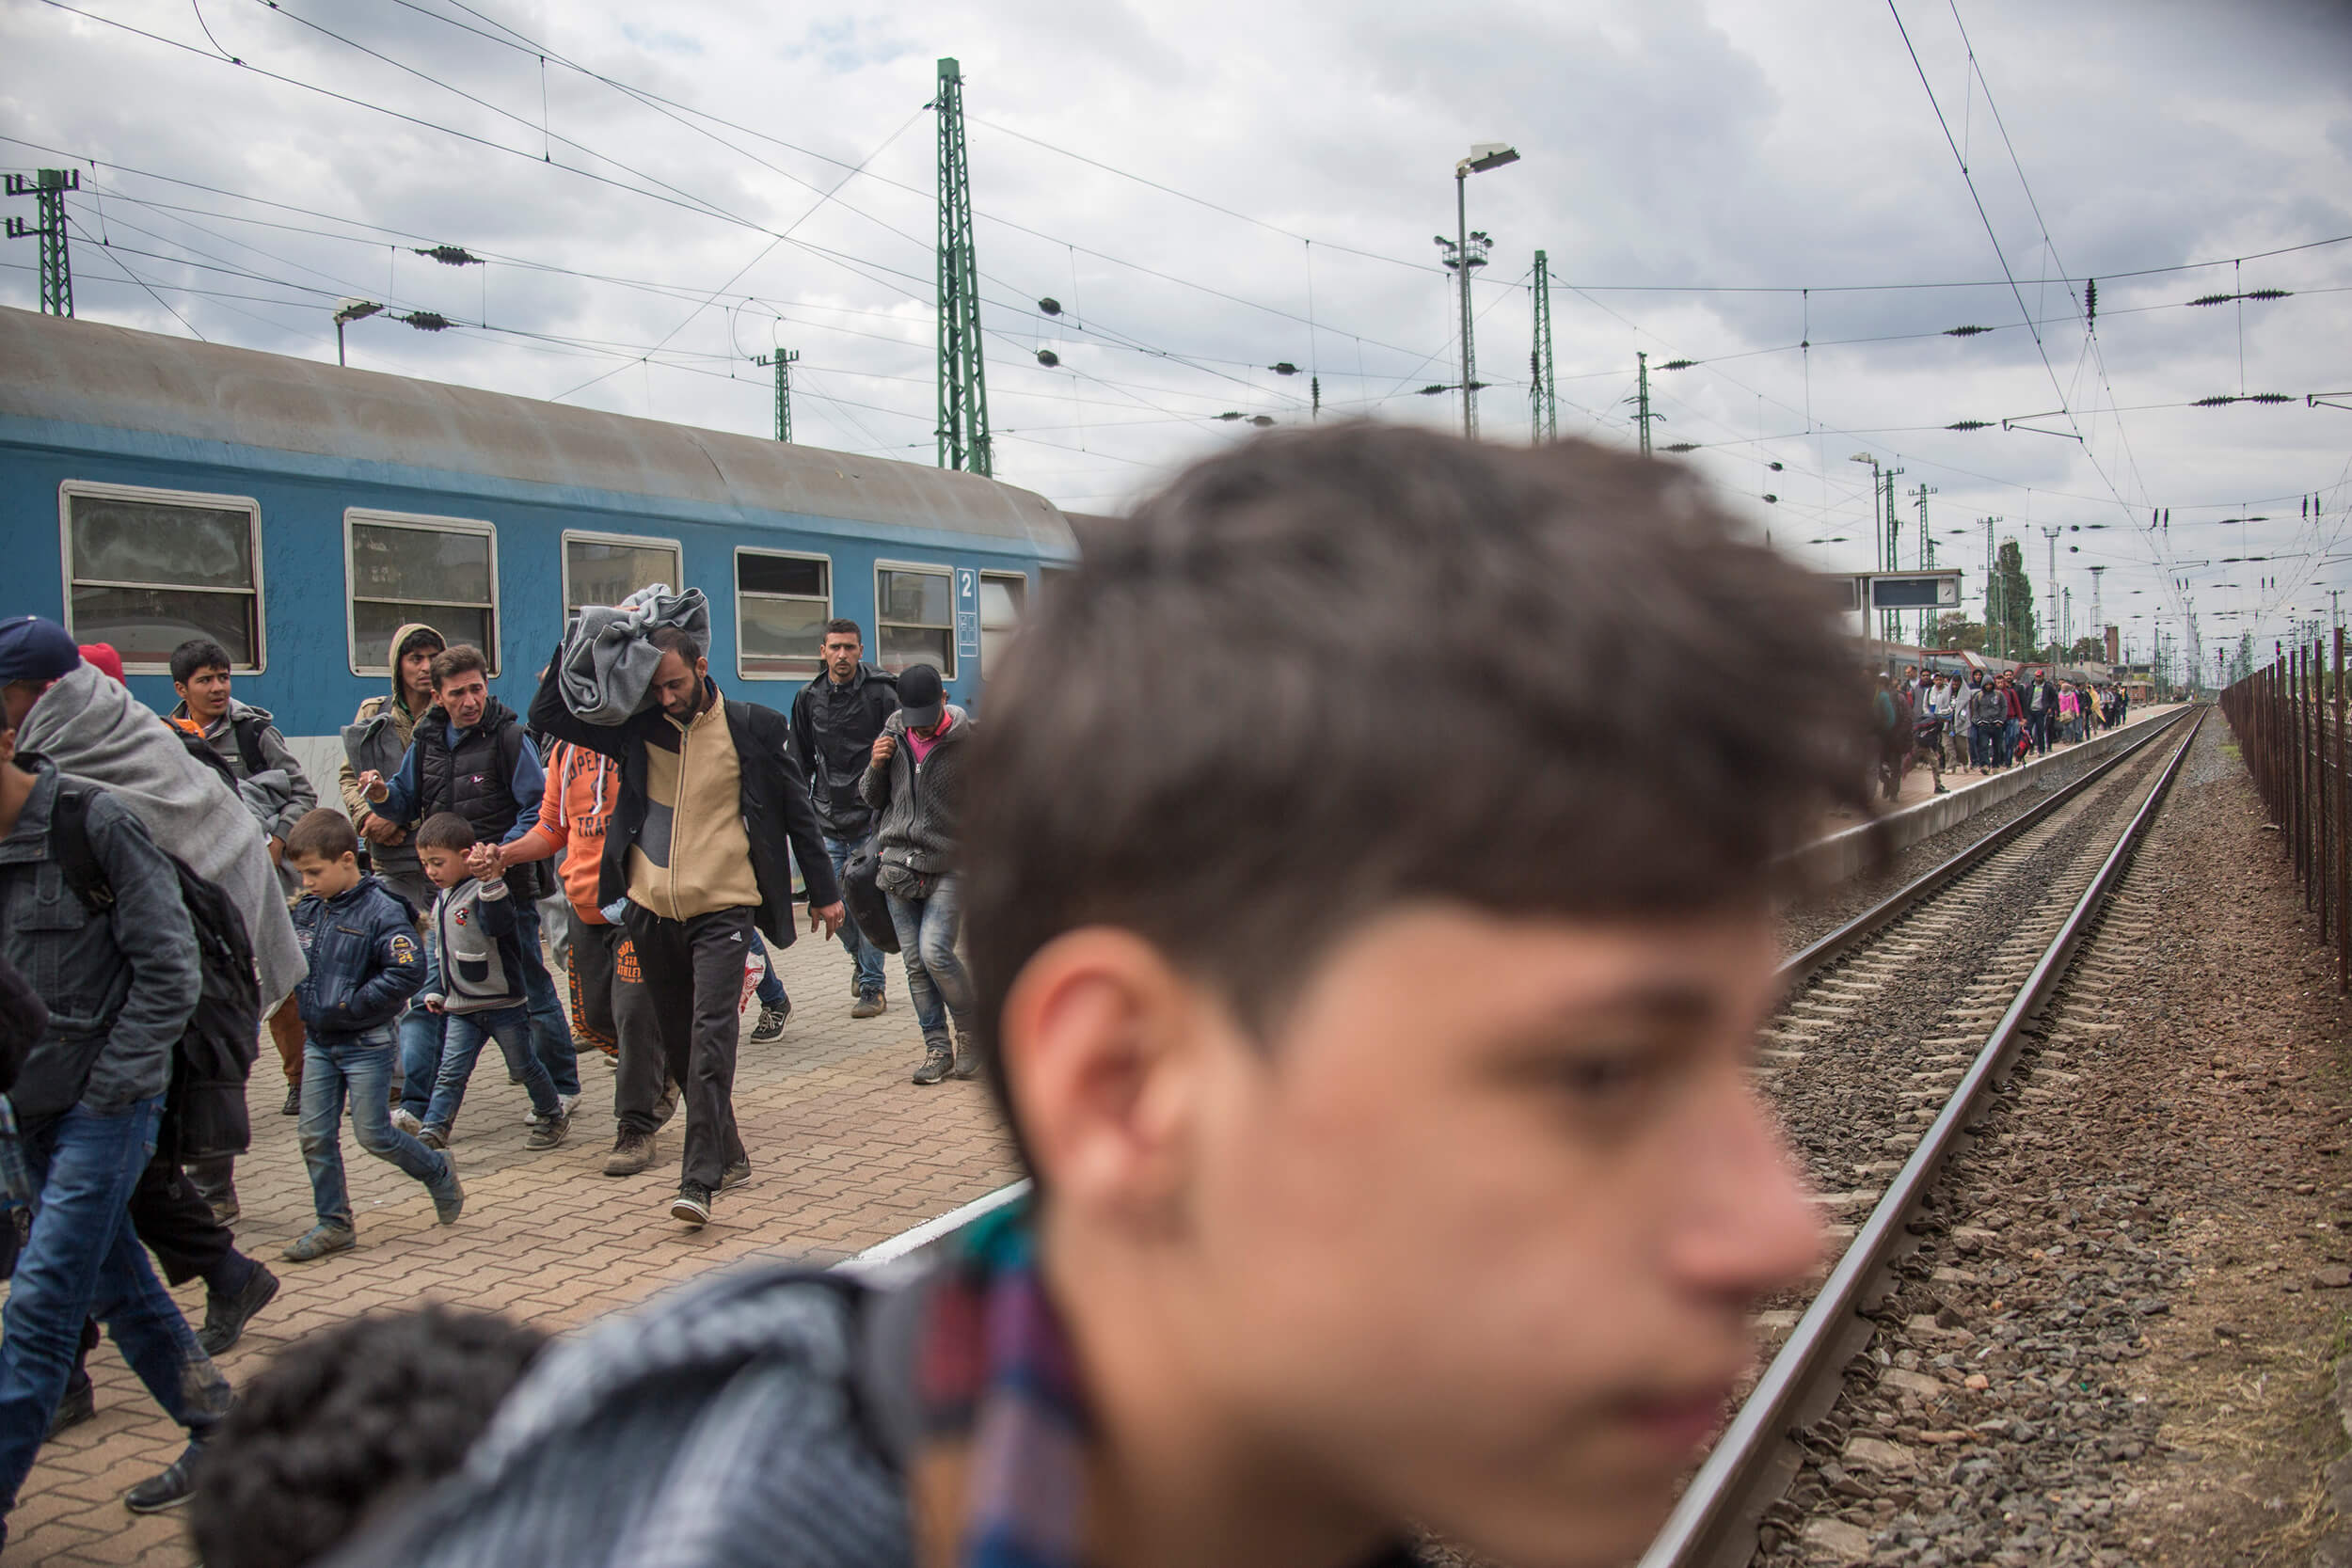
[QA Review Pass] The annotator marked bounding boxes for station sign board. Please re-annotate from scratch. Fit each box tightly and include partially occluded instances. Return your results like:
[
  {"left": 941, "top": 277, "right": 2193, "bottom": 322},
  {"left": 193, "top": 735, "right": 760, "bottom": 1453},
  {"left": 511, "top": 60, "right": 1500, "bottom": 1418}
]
[{"left": 1852, "top": 570, "right": 1964, "bottom": 611}]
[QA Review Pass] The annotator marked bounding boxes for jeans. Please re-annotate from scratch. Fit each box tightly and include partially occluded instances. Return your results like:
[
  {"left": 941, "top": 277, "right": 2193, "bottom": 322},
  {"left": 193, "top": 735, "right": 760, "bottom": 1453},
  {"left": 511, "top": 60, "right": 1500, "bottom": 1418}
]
[
  {"left": 425, "top": 1003, "right": 560, "bottom": 1133},
  {"left": 2002, "top": 718, "right": 2022, "bottom": 764},
  {"left": 886, "top": 873, "right": 975, "bottom": 1045},
  {"left": 299, "top": 1029, "right": 458, "bottom": 1230},
  {"left": 624, "top": 904, "right": 753, "bottom": 1192},
  {"left": 0, "top": 1096, "right": 230, "bottom": 1516},
  {"left": 826, "top": 835, "right": 888, "bottom": 996},
  {"left": 747, "top": 928, "right": 787, "bottom": 1009},
  {"left": 511, "top": 896, "right": 582, "bottom": 1098}
]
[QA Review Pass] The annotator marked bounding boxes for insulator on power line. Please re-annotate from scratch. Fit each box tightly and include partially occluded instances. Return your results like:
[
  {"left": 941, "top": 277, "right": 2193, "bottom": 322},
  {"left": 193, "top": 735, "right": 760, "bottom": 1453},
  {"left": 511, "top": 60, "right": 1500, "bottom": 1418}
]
[
  {"left": 1037, "top": 297, "right": 1061, "bottom": 315},
  {"left": 1662, "top": 442, "right": 1698, "bottom": 452},
  {"left": 1944, "top": 325, "right": 1994, "bottom": 337},
  {"left": 2193, "top": 395, "right": 2237, "bottom": 406},
  {"left": 1947, "top": 420, "right": 1993, "bottom": 431},
  {"left": 1249, "top": 415, "right": 1274, "bottom": 427},
  {"left": 1660, "top": 358, "right": 1696, "bottom": 370},
  {"left": 2084, "top": 277, "right": 2097, "bottom": 327},
  {"left": 1269, "top": 362, "right": 1298, "bottom": 375},
  {"left": 1216, "top": 411, "right": 1243, "bottom": 420},
  {"left": 1768, "top": 460, "right": 1784, "bottom": 470},
  {"left": 413, "top": 245, "right": 484, "bottom": 266},
  {"left": 1762, "top": 493, "right": 1778, "bottom": 503},
  {"left": 2245, "top": 288, "right": 2292, "bottom": 300},
  {"left": 2188, "top": 293, "right": 2234, "bottom": 307},
  {"left": 1418, "top": 384, "right": 1448, "bottom": 396},
  {"left": 402, "top": 311, "right": 452, "bottom": 331},
  {"left": 2244, "top": 393, "right": 2293, "bottom": 404},
  {"left": 1036, "top": 349, "right": 1058, "bottom": 367}
]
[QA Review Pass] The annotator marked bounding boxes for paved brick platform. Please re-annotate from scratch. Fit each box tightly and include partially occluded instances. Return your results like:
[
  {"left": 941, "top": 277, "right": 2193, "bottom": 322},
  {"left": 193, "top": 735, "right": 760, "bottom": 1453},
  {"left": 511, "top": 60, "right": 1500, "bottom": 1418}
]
[{"left": 8, "top": 927, "right": 1018, "bottom": 1565}]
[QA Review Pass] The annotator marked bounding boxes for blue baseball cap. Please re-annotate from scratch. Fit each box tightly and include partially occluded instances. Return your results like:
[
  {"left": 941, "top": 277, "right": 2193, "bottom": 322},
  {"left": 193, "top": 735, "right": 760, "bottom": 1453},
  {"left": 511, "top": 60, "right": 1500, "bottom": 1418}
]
[{"left": 0, "top": 616, "right": 81, "bottom": 686}]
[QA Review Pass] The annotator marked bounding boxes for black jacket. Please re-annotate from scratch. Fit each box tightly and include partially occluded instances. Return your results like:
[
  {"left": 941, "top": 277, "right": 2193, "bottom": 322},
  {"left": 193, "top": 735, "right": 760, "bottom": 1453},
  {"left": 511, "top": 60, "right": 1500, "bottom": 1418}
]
[
  {"left": 528, "top": 656, "right": 842, "bottom": 948},
  {"left": 290, "top": 876, "right": 426, "bottom": 1041},
  {"left": 788, "top": 665, "right": 899, "bottom": 840}
]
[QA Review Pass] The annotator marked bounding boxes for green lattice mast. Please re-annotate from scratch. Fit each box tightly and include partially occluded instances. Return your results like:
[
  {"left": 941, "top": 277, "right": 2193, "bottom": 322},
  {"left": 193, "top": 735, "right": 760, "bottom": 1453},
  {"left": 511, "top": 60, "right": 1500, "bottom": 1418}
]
[
  {"left": 6, "top": 167, "right": 78, "bottom": 317},
  {"left": 754, "top": 349, "right": 798, "bottom": 442},
  {"left": 1529, "top": 248, "right": 1556, "bottom": 443},
  {"left": 935, "top": 58, "right": 992, "bottom": 475}
]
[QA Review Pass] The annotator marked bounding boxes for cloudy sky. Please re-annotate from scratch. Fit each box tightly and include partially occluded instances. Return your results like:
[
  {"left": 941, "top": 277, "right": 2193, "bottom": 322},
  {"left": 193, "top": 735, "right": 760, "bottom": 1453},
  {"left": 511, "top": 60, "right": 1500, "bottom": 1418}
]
[{"left": 6, "top": 0, "right": 2349, "bottom": 672}]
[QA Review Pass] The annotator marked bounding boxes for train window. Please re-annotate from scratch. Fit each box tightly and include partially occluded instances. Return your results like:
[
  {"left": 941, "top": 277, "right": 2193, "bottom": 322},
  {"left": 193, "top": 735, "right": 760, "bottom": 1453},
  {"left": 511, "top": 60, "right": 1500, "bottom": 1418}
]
[
  {"left": 344, "top": 510, "right": 499, "bottom": 675},
  {"left": 978, "top": 571, "right": 1026, "bottom": 673},
  {"left": 874, "top": 562, "right": 955, "bottom": 677},
  {"left": 60, "top": 481, "right": 264, "bottom": 672},
  {"left": 735, "top": 549, "right": 831, "bottom": 681},
  {"left": 563, "top": 531, "right": 682, "bottom": 616}
]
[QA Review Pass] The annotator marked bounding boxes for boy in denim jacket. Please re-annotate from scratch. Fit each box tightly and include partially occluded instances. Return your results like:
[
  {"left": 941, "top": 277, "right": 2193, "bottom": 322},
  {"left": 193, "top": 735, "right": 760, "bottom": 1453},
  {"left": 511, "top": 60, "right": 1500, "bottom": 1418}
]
[
  {"left": 281, "top": 810, "right": 461, "bottom": 1262},
  {"left": 393, "top": 814, "right": 570, "bottom": 1152}
]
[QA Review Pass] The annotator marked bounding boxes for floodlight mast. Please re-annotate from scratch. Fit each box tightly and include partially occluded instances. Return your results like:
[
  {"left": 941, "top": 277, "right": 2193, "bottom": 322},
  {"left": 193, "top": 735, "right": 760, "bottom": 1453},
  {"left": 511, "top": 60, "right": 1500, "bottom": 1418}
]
[{"left": 1447, "top": 142, "right": 1518, "bottom": 439}]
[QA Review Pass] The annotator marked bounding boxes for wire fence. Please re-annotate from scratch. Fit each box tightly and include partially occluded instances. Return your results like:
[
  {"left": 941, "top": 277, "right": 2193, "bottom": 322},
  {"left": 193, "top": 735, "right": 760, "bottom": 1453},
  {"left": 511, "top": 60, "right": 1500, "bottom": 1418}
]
[{"left": 2219, "top": 630, "right": 2352, "bottom": 992}]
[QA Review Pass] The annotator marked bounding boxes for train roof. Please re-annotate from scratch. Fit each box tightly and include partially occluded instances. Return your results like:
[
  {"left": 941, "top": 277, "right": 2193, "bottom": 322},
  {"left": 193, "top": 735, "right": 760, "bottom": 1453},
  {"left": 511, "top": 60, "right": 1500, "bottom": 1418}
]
[{"left": 0, "top": 306, "right": 1075, "bottom": 553}]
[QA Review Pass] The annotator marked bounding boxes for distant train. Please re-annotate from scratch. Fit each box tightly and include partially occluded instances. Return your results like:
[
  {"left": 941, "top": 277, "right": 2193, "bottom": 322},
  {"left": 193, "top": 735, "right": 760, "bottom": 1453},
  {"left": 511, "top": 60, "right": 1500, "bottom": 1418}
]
[{"left": 0, "top": 306, "right": 1079, "bottom": 785}]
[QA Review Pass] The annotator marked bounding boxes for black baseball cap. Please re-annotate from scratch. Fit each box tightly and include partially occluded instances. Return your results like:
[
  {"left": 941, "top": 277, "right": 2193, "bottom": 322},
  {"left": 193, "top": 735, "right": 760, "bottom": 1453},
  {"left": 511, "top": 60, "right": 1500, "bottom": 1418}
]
[{"left": 898, "top": 663, "right": 945, "bottom": 729}]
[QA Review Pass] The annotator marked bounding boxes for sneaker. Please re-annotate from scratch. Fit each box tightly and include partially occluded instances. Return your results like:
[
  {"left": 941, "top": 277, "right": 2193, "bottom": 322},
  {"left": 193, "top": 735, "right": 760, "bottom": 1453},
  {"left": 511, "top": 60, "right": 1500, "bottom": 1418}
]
[
  {"left": 951, "top": 1030, "right": 980, "bottom": 1081},
  {"left": 389, "top": 1107, "right": 423, "bottom": 1137},
  {"left": 124, "top": 1441, "right": 206, "bottom": 1514},
  {"left": 197, "top": 1262, "right": 279, "bottom": 1356},
  {"left": 670, "top": 1181, "right": 712, "bottom": 1227},
  {"left": 431, "top": 1152, "right": 465, "bottom": 1226},
  {"left": 750, "top": 1000, "right": 791, "bottom": 1043},
  {"left": 850, "top": 990, "right": 887, "bottom": 1019},
  {"left": 603, "top": 1130, "right": 656, "bottom": 1177},
  {"left": 721, "top": 1156, "right": 752, "bottom": 1190},
  {"left": 418, "top": 1124, "right": 450, "bottom": 1151},
  {"left": 912, "top": 1041, "right": 954, "bottom": 1086},
  {"left": 44, "top": 1370, "right": 94, "bottom": 1441},
  {"left": 524, "top": 1110, "right": 570, "bottom": 1151},
  {"left": 282, "top": 1223, "right": 357, "bottom": 1263},
  {"left": 559, "top": 1092, "right": 581, "bottom": 1119},
  {"left": 280, "top": 1083, "right": 301, "bottom": 1117}
]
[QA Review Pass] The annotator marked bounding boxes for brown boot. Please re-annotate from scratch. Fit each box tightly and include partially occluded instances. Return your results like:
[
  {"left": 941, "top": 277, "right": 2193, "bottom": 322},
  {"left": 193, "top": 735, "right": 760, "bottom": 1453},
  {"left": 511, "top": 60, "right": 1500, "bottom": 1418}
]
[{"left": 603, "top": 1130, "right": 656, "bottom": 1177}]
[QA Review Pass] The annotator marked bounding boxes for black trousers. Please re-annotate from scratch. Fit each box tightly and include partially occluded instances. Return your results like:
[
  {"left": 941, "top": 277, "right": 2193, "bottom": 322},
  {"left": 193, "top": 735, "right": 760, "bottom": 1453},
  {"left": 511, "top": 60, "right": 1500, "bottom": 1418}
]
[
  {"left": 624, "top": 904, "right": 750, "bottom": 1193},
  {"left": 136, "top": 1153, "right": 238, "bottom": 1289}
]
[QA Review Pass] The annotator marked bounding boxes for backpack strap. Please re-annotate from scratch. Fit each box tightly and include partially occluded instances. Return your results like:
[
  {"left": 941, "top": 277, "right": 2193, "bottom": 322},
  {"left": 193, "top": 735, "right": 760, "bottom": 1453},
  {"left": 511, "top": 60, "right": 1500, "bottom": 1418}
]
[
  {"left": 49, "top": 784, "right": 113, "bottom": 916},
  {"left": 230, "top": 713, "right": 270, "bottom": 779}
]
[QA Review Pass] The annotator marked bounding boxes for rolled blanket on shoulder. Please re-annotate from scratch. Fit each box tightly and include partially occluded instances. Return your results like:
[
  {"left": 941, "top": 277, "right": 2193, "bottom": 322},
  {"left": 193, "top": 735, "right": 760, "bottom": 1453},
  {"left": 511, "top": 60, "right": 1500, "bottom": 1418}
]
[
  {"left": 555, "top": 583, "right": 711, "bottom": 725},
  {"left": 18, "top": 661, "right": 308, "bottom": 1003}
]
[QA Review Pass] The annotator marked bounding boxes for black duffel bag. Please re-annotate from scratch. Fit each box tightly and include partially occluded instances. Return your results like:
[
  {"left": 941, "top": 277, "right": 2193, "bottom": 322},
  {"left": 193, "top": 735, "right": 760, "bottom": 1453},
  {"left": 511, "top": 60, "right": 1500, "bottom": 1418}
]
[{"left": 842, "top": 838, "right": 899, "bottom": 955}]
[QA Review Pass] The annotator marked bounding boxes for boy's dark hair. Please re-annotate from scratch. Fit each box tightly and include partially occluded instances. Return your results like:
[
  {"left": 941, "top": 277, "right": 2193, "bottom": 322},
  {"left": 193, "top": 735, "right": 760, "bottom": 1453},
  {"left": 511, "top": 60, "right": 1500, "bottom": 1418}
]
[
  {"left": 168, "top": 639, "right": 233, "bottom": 685},
  {"left": 963, "top": 424, "right": 1870, "bottom": 1169},
  {"left": 648, "top": 625, "right": 707, "bottom": 666},
  {"left": 821, "top": 618, "right": 864, "bottom": 643},
  {"left": 190, "top": 1306, "right": 547, "bottom": 1568},
  {"left": 284, "top": 808, "right": 359, "bottom": 863},
  {"left": 415, "top": 812, "right": 478, "bottom": 853},
  {"left": 429, "top": 644, "right": 489, "bottom": 689}
]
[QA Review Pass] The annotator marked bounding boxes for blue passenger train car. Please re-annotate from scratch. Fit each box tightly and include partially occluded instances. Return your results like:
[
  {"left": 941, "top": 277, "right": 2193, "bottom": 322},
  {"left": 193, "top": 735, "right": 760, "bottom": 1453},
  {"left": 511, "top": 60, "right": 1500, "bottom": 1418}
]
[{"left": 0, "top": 306, "right": 1078, "bottom": 785}]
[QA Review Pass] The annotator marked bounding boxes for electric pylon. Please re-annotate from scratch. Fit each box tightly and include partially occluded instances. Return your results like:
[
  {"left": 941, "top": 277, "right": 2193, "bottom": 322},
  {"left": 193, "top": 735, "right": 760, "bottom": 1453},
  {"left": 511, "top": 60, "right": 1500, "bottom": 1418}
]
[
  {"left": 934, "top": 58, "right": 992, "bottom": 475},
  {"left": 1529, "top": 249, "right": 1556, "bottom": 444},
  {"left": 6, "top": 167, "right": 78, "bottom": 317},
  {"left": 1630, "top": 351, "right": 1660, "bottom": 455},
  {"left": 754, "top": 349, "right": 798, "bottom": 442}
]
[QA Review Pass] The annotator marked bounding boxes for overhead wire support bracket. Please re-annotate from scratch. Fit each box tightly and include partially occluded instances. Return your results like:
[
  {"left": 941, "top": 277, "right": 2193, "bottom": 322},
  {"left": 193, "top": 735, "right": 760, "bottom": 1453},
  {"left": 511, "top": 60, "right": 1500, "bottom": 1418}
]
[
  {"left": 2308, "top": 392, "right": 2352, "bottom": 413},
  {"left": 2000, "top": 411, "right": 2084, "bottom": 441}
]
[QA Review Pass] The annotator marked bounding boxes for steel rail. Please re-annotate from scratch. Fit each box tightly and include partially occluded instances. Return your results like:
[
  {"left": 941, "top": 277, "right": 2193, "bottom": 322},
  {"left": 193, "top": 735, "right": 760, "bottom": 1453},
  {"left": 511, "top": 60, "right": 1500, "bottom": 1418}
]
[
  {"left": 1641, "top": 706, "right": 2208, "bottom": 1568},
  {"left": 1782, "top": 707, "right": 2194, "bottom": 985}
]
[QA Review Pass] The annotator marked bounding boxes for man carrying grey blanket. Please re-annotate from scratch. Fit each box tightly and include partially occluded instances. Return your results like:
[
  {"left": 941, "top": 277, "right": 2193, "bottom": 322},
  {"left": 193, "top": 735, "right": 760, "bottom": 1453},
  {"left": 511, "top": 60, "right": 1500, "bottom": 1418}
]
[{"left": 554, "top": 585, "right": 709, "bottom": 727}]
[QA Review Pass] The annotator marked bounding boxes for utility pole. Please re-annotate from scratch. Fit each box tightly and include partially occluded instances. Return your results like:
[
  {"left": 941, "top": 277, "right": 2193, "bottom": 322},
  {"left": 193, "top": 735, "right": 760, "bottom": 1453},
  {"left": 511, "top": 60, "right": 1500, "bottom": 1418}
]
[
  {"left": 1632, "top": 351, "right": 1659, "bottom": 456},
  {"left": 1529, "top": 248, "right": 1556, "bottom": 444},
  {"left": 1982, "top": 516, "right": 2002, "bottom": 659},
  {"left": 2062, "top": 587, "right": 2073, "bottom": 655},
  {"left": 6, "top": 167, "right": 78, "bottom": 317},
  {"left": 1434, "top": 219, "right": 1492, "bottom": 437},
  {"left": 753, "top": 349, "right": 798, "bottom": 442},
  {"left": 2042, "top": 526, "right": 2062, "bottom": 661},
  {"left": 1880, "top": 466, "right": 1905, "bottom": 643},
  {"left": 934, "top": 58, "right": 992, "bottom": 475},
  {"left": 2090, "top": 565, "right": 2106, "bottom": 657}
]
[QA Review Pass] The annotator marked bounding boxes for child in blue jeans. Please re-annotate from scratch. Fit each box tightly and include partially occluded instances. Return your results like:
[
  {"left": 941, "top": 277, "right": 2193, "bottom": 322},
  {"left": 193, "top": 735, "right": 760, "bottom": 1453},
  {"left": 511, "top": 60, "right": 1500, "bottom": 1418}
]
[
  {"left": 391, "top": 815, "right": 571, "bottom": 1152},
  {"left": 281, "top": 810, "right": 463, "bottom": 1262}
]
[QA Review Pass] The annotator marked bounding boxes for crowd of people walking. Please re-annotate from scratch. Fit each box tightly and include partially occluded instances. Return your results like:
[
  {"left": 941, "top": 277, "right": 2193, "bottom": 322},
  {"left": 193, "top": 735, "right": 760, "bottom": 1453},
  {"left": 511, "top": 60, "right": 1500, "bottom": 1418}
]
[
  {"left": 0, "top": 597, "right": 969, "bottom": 1536},
  {"left": 1874, "top": 661, "right": 2134, "bottom": 800}
]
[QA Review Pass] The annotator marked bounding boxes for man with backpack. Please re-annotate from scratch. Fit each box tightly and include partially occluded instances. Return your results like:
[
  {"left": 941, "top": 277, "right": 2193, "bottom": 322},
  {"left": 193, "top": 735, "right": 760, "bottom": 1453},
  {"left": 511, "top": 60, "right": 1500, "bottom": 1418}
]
[
  {"left": 788, "top": 620, "right": 898, "bottom": 1019},
  {"left": 167, "top": 638, "right": 317, "bottom": 1120},
  {"left": 0, "top": 704, "right": 235, "bottom": 1539}
]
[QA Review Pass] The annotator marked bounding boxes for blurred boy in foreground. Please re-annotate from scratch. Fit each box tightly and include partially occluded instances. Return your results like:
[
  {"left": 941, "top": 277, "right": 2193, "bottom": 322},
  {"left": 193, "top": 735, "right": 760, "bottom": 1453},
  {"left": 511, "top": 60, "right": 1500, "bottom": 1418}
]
[{"left": 327, "top": 426, "right": 1866, "bottom": 1568}]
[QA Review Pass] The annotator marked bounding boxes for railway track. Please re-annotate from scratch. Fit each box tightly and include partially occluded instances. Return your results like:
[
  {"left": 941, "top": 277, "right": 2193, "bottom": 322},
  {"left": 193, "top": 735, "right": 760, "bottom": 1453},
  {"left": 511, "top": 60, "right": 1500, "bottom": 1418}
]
[{"left": 1640, "top": 706, "right": 2208, "bottom": 1568}]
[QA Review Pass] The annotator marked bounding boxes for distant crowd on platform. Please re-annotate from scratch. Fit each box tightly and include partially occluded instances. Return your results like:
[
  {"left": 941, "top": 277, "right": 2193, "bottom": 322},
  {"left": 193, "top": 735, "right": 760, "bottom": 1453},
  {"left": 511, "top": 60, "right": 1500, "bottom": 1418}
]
[
  {"left": 0, "top": 595, "right": 969, "bottom": 1536},
  {"left": 1871, "top": 663, "right": 2132, "bottom": 800}
]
